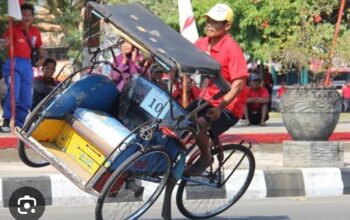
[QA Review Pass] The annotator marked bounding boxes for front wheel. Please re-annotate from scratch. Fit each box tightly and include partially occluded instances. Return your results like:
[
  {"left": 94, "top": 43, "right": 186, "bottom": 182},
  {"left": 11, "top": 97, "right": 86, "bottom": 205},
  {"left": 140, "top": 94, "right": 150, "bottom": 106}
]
[
  {"left": 176, "top": 144, "right": 255, "bottom": 219},
  {"left": 95, "top": 146, "right": 172, "bottom": 220}
]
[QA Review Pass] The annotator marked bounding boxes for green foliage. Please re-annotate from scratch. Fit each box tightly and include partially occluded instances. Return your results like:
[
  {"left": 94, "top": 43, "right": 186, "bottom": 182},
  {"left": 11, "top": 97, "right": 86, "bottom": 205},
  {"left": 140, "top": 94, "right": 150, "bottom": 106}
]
[{"left": 2, "top": 0, "right": 348, "bottom": 73}]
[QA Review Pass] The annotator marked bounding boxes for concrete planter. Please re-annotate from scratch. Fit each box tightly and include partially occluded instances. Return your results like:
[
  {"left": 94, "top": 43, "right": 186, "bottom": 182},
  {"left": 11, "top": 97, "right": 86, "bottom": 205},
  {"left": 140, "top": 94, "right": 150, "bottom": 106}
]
[{"left": 280, "top": 86, "right": 342, "bottom": 141}]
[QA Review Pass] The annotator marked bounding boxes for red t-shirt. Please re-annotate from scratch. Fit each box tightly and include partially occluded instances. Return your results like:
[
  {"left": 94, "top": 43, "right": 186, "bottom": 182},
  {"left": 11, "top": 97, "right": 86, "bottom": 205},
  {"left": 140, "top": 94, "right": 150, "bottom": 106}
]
[
  {"left": 342, "top": 85, "right": 350, "bottom": 99},
  {"left": 195, "top": 34, "right": 248, "bottom": 118},
  {"left": 277, "top": 85, "right": 286, "bottom": 97},
  {"left": 247, "top": 87, "right": 270, "bottom": 112},
  {"left": 172, "top": 86, "right": 200, "bottom": 107},
  {"left": 3, "top": 22, "right": 43, "bottom": 59}
]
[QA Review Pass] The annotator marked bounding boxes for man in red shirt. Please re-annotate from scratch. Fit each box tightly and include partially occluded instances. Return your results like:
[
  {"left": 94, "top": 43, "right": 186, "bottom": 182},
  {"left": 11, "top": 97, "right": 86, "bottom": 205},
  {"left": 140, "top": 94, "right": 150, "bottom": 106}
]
[
  {"left": 277, "top": 80, "right": 286, "bottom": 98},
  {"left": 0, "top": 3, "right": 44, "bottom": 132},
  {"left": 245, "top": 74, "right": 270, "bottom": 126},
  {"left": 185, "top": 4, "right": 248, "bottom": 176},
  {"left": 32, "top": 58, "right": 60, "bottom": 109},
  {"left": 172, "top": 75, "right": 200, "bottom": 108},
  {"left": 342, "top": 80, "right": 350, "bottom": 112}
]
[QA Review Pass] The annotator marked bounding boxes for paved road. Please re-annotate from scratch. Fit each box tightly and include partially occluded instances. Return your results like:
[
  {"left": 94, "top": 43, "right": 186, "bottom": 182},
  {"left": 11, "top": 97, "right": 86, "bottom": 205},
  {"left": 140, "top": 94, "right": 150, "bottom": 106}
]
[{"left": 1, "top": 196, "right": 349, "bottom": 220}]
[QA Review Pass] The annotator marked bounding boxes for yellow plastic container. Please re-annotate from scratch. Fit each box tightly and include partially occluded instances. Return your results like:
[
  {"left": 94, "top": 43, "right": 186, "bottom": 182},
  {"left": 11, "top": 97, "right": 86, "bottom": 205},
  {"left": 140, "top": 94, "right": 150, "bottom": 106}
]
[{"left": 56, "top": 124, "right": 106, "bottom": 174}]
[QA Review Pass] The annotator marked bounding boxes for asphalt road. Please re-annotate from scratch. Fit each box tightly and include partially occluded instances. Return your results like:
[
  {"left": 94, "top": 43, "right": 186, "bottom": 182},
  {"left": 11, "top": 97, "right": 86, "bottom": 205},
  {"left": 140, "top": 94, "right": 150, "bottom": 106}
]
[{"left": 1, "top": 196, "right": 350, "bottom": 220}]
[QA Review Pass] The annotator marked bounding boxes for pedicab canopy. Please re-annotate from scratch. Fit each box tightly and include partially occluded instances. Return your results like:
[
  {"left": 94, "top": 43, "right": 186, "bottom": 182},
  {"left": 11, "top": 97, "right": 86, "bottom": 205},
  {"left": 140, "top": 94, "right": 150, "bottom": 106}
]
[{"left": 87, "top": 2, "right": 222, "bottom": 79}]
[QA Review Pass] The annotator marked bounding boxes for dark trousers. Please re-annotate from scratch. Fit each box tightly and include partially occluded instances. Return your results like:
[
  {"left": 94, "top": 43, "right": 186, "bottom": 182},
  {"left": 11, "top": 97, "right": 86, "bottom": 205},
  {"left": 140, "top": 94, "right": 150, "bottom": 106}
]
[{"left": 343, "top": 98, "right": 350, "bottom": 112}]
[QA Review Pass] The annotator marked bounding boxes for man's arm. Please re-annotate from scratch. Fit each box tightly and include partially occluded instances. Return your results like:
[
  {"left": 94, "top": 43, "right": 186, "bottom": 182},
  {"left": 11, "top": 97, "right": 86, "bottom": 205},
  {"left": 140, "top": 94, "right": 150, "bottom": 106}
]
[
  {"left": 254, "top": 97, "right": 269, "bottom": 104},
  {"left": 207, "top": 78, "right": 245, "bottom": 121},
  {"left": 0, "top": 38, "right": 9, "bottom": 47},
  {"left": 218, "top": 78, "right": 245, "bottom": 110}
]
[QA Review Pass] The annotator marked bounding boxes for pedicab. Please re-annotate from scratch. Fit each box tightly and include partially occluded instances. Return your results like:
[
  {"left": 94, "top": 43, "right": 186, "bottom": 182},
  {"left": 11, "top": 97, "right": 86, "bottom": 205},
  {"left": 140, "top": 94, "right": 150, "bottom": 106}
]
[{"left": 16, "top": 2, "right": 255, "bottom": 219}]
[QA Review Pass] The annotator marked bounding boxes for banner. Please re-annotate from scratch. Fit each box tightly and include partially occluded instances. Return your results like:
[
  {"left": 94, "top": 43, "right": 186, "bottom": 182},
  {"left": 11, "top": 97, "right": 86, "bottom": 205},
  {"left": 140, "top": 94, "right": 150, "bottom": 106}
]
[
  {"left": 8, "top": 0, "right": 22, "bottom": 20},
  {"left": 178, "top": 0, "right": 198, "bottom": 43}
]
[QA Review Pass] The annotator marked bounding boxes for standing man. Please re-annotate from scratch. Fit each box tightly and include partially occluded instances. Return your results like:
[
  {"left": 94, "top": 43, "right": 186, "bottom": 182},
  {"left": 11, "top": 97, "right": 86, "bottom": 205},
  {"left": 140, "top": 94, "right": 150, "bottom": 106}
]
[
  {"left": 185, "top": 4, "right": 248, "bottom": 176},
  {"left": 0, "top": 3, "right": 44, "bottom": 132}
]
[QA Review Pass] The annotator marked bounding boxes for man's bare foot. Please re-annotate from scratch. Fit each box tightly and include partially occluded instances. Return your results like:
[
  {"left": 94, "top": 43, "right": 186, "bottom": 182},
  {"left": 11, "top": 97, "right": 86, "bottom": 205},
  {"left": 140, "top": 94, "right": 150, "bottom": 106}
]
[
  {"left": 260, "top": 122, "right": 266, "bottom": 126},
  {"left": 184, "top": 157, "right": 213, "bottom": 177}
]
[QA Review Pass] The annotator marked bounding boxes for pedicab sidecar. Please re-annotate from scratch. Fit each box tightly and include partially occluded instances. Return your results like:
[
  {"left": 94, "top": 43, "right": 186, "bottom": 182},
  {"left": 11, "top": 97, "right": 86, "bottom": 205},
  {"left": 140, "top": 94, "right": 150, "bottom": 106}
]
[{"left": 16, "top": 2, "right": 233, "bottom": 220}]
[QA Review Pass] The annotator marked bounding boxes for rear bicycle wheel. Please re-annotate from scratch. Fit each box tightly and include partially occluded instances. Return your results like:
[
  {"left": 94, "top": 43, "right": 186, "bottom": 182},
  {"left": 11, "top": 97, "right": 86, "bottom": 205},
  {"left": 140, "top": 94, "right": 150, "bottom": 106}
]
[
  {"left": 18, "top": 141, "right": 49, "bottom": 168},
  {"left": 176, "top": 144, "right": 255, "bottom": 219},
  {"left": 95, "top": 146, "right": 172, "bottom": 220}
]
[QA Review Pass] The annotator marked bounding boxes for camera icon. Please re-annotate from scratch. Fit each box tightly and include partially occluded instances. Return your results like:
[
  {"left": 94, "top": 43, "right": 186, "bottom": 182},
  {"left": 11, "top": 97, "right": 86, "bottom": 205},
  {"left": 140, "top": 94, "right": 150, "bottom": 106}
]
[{"left": 17, "top": 195, "right": 37, "bottom": 215}]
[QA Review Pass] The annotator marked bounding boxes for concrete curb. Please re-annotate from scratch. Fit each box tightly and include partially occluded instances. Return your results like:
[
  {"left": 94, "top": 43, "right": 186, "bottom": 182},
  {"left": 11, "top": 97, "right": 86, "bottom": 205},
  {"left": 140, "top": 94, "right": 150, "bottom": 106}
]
[{"left": 1, "top": 167, "right": 349, "bottom": 208}]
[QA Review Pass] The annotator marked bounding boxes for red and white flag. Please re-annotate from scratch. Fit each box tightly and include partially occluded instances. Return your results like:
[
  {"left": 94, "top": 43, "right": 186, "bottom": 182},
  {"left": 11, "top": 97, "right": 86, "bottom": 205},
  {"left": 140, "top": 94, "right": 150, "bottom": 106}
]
[
  {"left": 8, "top": 0, "right": 23, "bottom": 20},
  {"left": 178, "top": 0, "right": 198, "bottom": 43}
]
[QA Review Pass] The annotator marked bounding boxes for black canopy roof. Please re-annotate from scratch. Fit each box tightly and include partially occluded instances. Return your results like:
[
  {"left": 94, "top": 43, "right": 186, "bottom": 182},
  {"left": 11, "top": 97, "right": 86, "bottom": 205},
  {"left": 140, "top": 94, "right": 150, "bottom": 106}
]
[{"left": 88, "top": 2, "right": 221, "bottom": 78}]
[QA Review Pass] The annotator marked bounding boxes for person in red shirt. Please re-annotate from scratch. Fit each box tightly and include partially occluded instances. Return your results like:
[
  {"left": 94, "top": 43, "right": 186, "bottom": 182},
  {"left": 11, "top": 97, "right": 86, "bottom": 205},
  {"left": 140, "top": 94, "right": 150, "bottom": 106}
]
[
  {"left": 184, "top": 4, "right": 248, "bottom": 176},
  {"left": 0, "top": 3, "right": 44, "bottom": 132},
  {"left": 32, "top": 58, "right": 60, "bottom": 109},
  {"left": 277, "top": 80, "right": 286, "bottom": 98},
  {"left": 172, "top": 75, "right": 200, "bottom": 108},
  {"left": 342, "top": 80, "right": 350, "bottom": 112},
  {"left": 245, "top": 74, "right": 270, "bottom": 126}
]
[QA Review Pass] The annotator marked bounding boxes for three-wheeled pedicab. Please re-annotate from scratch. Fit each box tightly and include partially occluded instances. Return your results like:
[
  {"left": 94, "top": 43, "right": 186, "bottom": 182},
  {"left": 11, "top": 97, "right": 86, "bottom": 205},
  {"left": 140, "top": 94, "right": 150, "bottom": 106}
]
[{"left": 17, "top": 2, "right": 255, "bottom": 219}]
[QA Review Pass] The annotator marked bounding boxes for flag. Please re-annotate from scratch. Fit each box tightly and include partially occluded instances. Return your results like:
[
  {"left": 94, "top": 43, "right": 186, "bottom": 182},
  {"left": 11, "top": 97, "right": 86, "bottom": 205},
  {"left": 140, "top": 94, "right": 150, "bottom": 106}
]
[
  {"left": 178, "top": 0, "right": 199, "bottom": 43},
  {"left": 8, "top": 0, "right": 22, "bottom": 20}
]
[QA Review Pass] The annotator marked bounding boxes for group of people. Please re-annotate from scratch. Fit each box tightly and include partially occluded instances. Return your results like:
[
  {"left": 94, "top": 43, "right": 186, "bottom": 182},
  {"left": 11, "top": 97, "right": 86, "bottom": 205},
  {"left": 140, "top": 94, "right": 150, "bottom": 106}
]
[
  {"left": 0, "top": 3, "right": 58, "bottom": 133},
  {"left": 8, "top": 2, "right": 348, "bottom": 177},
  {"left": 0, "top": 2, "right": 292, "bottom": 177}
]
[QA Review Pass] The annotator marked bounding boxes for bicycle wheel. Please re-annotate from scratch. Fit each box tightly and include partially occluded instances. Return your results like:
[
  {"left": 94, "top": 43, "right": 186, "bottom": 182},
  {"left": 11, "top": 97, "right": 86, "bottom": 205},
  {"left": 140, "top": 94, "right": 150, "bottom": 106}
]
[
  {"left": 176, "top": 144, "right": 255, "bottom": 219},
  {"left": 18, "top": 140, "right": 49, "bottom": 168},
  {"left": 95, "top": 146, "right": 172, "bottom": 220}
]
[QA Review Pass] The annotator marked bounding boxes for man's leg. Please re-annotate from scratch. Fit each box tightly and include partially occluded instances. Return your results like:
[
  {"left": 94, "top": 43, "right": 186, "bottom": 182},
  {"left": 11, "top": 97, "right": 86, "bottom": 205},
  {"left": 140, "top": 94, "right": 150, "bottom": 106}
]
[
  {"left": 260, "top": 103, "right": 268, "bottom": 126},
  {"left": 244, "top": 104, "right": 251, "bottom": 126},
  {"left": 1, "top": 62, "right": 21, "bottom": 132},
  {"left": 17, "top": 60, "right": 33, "bottom": 127},
  {"left": 184, "top": 110, "right": 239, "bottom": 176},
  {"left": 184, "top": 117, "right": 212, "bottom": 176},
  {"left": 344, "top": 99, "right": 350, "bottom": 112}
]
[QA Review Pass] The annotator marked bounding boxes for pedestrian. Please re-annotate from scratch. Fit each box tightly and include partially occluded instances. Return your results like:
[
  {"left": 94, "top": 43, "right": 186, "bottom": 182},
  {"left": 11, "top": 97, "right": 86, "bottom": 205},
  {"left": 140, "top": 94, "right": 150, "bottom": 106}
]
[
  {"left": 0, "top": 3, "right": 45, "bottom": 132},
  {"left": 342, "top": 80, "right": 350, "bottom": 112},
  {"left": 244, "top": 74, "right": 270, "bottom": 126},
  {"left": 110, "top": 41, "right": 145, "bottom": 92},
  {"left": 184, "top": 3, "right": 248, "bottom": 176},
  {"left": 32, "top": 58, "right": 59, "bottom": 109},
  {"left": 277, "top": 80, "right": 286, "bottom": 98}
]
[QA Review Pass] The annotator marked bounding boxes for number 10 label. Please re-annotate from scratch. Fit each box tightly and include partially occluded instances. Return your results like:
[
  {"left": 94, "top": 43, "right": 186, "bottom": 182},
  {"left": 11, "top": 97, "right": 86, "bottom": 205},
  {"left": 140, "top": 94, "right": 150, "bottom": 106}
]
[{"left": 140, "top": 88, "right": 170, "bottom": 119}]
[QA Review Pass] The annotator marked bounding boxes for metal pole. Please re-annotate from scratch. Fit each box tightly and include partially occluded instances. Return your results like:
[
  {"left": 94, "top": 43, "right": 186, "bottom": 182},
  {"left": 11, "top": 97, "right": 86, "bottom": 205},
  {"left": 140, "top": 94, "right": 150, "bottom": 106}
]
[{"left": 324, "top": 0, "right": 346, "bottom": 86}]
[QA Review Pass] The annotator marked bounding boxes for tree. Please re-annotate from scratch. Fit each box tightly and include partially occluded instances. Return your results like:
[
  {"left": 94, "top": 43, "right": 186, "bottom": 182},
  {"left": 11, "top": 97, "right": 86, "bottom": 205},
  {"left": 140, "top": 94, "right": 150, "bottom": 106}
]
[{"left": 37, "top": 0, "right": 85, "bottom": 59}]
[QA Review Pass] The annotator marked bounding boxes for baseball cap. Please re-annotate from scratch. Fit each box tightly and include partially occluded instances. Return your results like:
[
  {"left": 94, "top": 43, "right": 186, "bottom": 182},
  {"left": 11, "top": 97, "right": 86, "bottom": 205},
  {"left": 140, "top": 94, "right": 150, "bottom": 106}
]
[
  {"left": 250, "top": 74, "right": 262, "bottom": 81},
  {"left": 205, "top": 4, "right": 233, "bottom": 24}
]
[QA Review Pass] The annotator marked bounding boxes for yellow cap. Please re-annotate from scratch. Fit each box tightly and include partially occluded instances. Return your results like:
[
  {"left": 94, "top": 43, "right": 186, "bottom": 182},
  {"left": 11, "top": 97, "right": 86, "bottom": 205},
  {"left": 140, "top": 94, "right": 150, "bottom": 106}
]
[{"left": 205, "top": 4, "right": 233, "bottom": 24}]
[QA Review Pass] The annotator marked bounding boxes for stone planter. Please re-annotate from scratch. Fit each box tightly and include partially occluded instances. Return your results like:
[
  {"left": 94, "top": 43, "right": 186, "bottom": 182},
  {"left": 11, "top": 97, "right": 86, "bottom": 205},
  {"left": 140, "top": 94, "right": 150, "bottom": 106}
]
[{"left": 280, "top": 86, "right": 342, "bottom": 141}]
